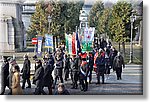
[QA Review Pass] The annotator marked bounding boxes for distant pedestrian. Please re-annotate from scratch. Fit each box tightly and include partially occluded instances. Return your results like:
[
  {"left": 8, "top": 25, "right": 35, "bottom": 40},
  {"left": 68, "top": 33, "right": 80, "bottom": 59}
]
[
  {"left": 110, "top": 46, "right": 118, "bottom": 69},
  {"left": 113, "top": 52, "right": 125, "bottom": 80},
  {"left": 0, "top": 56, "right": 10, "bottom": 95},
  {"left": 54, "top": 83, "right": 70, "bottom": 95},
  {"left": 11, "top": 65, "right": 23, "bottom": 95},
  {"left": 21, "top": 54, "right": 31, "bottom": 89}
]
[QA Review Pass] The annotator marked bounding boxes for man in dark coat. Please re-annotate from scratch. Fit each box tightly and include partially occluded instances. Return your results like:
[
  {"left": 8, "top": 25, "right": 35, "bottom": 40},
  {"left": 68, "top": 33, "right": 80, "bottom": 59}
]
[
  {"left": 95, "top": 49, "right": 105, "bottom": 84},
  {"left": 113, "top": 52, "right": 125, "bottom": 80},
  {"left": 33, "top": 60, "right": 45, "bottom": 95},
  {"left": 64, "top": 54, "right": 71, "bottom": 81},
  {"left": 70, "top": 55, "right": 79, "bottom": 89},
  {"left": 87, "top": 52, "right": 94, "bottom": 84},
  {"left": 42, "top": 58, "right": 53, "bottom": 95},
  {"left": 110, "top": 46, "right": 118, "bottom": 69},
  {"left": 21, "top": 54, "right": 31, "bottom": 89},
  {"left": 0, "top": 56, "right": 9, "bottom": 95}
]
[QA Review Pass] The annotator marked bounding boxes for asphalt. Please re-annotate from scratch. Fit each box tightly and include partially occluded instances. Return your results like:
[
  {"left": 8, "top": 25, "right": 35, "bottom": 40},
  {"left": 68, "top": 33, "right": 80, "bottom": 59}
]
[{"left": 0, "top": 64, "right": 143, "bottom": 95}]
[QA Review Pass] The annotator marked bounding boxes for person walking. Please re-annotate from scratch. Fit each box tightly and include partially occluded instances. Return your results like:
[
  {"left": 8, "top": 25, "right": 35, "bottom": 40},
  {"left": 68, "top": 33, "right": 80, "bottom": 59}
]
[
  {"left": 70, "top": 54, "right": 79, "bottom": 89},
  {"left": 64, "top": 54, "right": 71, "bottom": 81},
  {"left": 113, "top": 52, "right": 125, "bottom": 80},
  {"left": 95, "top": 49, "right": 106, "bottom": 84},
  {"left": 11, "top": 65, "right": 23, "bottom": 95},
  {"left": 8, "top": 58, "right": 18, "bottom": 95},
  {"left": 33, "top": 60, "right": 45, "bottom": 95},
  {"left": 21, "top": 54, "right": 31, "bottom": 89},
  {"left": 42, "top": 58, "right": 53, "bottom": 95},
  {"left": 86, "top": 52, "right": 94, "bottom": 84},
  {"left": 0, "top": 56, "right": 10, "bottom": 95},
  {"left": 79, "top": 53, "right": 89, "bottom": 92},
  {"left": 53, "top": 49, "right": 64, "bottom": 89}
]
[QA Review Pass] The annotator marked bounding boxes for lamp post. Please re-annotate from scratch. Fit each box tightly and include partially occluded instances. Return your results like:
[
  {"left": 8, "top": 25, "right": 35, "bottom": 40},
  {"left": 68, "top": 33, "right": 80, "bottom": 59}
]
[
  {"left": 48, "top": 15, "right": 52, "bottom": 53},
  {"left": 129, "top": 11, "right": 136, "bottom": 63}
]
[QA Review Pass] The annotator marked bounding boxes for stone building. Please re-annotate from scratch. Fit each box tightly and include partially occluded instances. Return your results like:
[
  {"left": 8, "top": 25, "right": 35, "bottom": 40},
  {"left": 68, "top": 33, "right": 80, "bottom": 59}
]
[{"left": 0, "top": 0, "right": 25, "bottom": 52}]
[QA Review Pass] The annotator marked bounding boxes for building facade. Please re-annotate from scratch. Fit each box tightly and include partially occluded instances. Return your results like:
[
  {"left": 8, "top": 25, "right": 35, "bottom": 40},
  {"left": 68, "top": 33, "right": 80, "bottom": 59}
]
[{"left": 0, "top": 0, "right": 25, "bottom": 52}]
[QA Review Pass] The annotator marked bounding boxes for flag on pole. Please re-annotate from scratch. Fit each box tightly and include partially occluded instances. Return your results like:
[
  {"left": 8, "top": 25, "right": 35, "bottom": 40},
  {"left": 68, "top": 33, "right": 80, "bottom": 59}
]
[
  {"left": 76, "top": 31, "right": 81, "bottom": 54},
  {"left": 72, "top": 32, "right": 76, "bottom": 55},
  {"left": 37, "top": 36, "right": 43, "bottom": 57},
  {"left": 68, "top": 34, "right": 72, "bottom": 54},
  {"left": 65, "top": 34, "right": 69, "bottom": 52}
]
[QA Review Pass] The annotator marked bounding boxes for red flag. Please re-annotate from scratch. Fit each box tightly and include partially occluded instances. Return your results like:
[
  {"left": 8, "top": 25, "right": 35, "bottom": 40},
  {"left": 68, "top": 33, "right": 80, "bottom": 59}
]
[
  {"left": 93, "top": 52, "right": 98, "bottom": 72},
  {"left": 72, "top": 33, "right": 76, "bottom": 55}
]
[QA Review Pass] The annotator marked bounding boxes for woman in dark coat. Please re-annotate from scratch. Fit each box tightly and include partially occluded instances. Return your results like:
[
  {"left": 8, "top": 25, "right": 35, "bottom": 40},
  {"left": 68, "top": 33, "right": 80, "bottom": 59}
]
[
  {"left": 21, "top": 55, "right": 31, "bottom": 89},
  {"left": 0, "top": 56, "right": 9, "bottom": 95}
]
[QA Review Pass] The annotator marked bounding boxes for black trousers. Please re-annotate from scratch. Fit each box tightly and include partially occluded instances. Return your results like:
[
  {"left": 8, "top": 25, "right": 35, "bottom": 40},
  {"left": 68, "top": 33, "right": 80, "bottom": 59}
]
[
  {"left": 96, "top": 66, "right": 105, "bottom": 84},
  {"left": 116, "top": 67, "right": 122, "bottom": 79},
  {"left": 72, "top": 71, "right": 78, "bottom": 88},
  {"left": 88, "top": 69, "right": 93, "bottom": 83},
  {"left": 34, "top": 86, "right": 46, "bottom": 95},
  {"left": 0, "top": 82, "right": 10, "bottom": 95},
  {"left": 80, "top": 77, "right": 88, "bottom": 91},
  {"left": 64, "top": 68, "right": 69, "bottom": 80},
  {"left": 22, "top": 78, "right": 31, "bottom": 89}
]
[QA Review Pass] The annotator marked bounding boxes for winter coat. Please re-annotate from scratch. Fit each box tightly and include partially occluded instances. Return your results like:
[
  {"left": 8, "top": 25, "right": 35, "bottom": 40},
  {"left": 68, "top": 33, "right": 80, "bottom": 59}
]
[
  {"left": 21, "top": 59, "right": 31, "bottom": 79},
  {"left": 95, "top": 54, "right": 105, "bottom": 72},
  {"left": 113, "top": 55, "right": 125, "bottom": 71},
  {"left": 43, "top": 64, "right": 53, "bottom": 87},
  {"left": 33, "top": 65, "right": 44, "bottom": 87},
  {"left": 1, "top": 62, "right": 9, "bottom": 87}
]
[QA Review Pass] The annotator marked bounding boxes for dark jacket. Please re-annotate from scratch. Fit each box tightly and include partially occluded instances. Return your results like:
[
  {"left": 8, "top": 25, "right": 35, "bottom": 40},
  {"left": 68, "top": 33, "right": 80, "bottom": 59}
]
[
  {"left": 1, "top": 62, "right": 9, "bottom": 86},
  {"left": 86, "top": 55, "right": 94, "bottom": 70},
  {"left": 113, "top": 55, "right": 125, "bottom": 70},
  {"left": 95, "top": 54, "right": 105, "bottom": 72},
  {"left": 22, "top": 59, "right": 31, "bottom": 79},
  {"left": 80, "top": 61, "right": 89, "bottom": 79},
  {"left": 33, "top": 65, "right": 44, "bottom": 87},
  {"left": 43, "top": 64, "right": 53, "bottom": 87},
  {"left": 71, "top": 57, "right": 79, "bottom": 72}
]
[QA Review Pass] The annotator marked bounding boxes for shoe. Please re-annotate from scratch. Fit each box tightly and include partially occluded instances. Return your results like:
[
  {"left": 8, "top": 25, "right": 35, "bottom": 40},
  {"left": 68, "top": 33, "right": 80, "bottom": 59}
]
[
  {"left": 96, "top": 82, "right": 100, "bottom": 84},
  {"left": 71, "top": 87, "right": 75, "bottom": 89},
  {"left": 26, "top": 86, "right": 31, "bottom": 88}
]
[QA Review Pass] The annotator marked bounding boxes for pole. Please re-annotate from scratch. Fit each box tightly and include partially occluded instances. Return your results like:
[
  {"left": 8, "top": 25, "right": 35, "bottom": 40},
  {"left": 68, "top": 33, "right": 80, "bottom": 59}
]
[
  {"left": 129, "top": 20, "right": 133, "bottom": 63},
  {"left": 34, "top": 44, "right": 36, "bottom": 54}
]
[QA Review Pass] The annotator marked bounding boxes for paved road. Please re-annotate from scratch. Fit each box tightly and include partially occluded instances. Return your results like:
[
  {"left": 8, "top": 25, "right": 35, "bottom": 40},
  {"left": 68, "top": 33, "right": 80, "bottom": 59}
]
[{"left": 0, "top": 64, "right": 143, "bottom": 95}]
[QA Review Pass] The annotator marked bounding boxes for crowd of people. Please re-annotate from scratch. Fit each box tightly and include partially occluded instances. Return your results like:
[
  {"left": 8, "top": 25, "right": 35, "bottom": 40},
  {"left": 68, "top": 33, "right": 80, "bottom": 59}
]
[{"left": 0, "top": 38, "right": 125, "bottom": 95}]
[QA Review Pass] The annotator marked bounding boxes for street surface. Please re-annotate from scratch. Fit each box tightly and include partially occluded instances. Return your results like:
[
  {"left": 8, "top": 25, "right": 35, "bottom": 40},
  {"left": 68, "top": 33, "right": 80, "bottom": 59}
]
[{"left": 0, "top": 63, "right": 143, "bottom": 95}]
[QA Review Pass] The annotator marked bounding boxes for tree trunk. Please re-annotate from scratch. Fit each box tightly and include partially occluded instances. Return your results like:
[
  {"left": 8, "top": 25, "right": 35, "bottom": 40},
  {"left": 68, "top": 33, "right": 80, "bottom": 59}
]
[
  {"left": 118, "top": 42, "right": 121, "bottom": 52},
  {"left": 122, "top": 41, "right": 125, "bottom": 58}
]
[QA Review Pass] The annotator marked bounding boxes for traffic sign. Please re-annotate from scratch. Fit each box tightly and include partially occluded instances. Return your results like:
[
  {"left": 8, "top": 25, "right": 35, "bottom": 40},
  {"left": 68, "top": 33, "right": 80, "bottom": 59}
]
[{"left": 32, "top": 38, "right": 37, "bottom": 44}]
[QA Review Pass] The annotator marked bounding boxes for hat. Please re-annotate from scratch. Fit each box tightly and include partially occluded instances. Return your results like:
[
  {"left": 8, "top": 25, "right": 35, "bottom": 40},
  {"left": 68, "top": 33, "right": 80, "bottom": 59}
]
[{"left": 9, "top": 58, "right": 16, "bottom": 63}]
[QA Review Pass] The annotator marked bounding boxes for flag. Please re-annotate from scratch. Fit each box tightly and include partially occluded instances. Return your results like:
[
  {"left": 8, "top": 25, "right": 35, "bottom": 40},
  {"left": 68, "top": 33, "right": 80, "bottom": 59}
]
[
  {"left": 68, "top": 34, "right": 72, "bottom": 54},
  {"left": 65, "top": 34, "right": 69, "bottom": 52},
  {"left": 76, "top": 32, "right": 81, "bottom": 54},
  {"left": 72, "top": 32, "right": 76, "bottom": 55},
  {"left": 37, "top": 36, "right": 43, "bottom": 57}
]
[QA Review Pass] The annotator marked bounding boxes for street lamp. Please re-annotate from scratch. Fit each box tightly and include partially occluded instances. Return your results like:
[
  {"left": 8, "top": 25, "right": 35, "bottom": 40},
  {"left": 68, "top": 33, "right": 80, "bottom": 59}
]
[
  {"left": 129, "top": 10, "right": 136, "bottom": 63},
  {"left": 48, "top": 15, "right": 52, "bottom": 34},
  {"left": 47, "top": 15, "right": 52, "bottom": 53}
]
